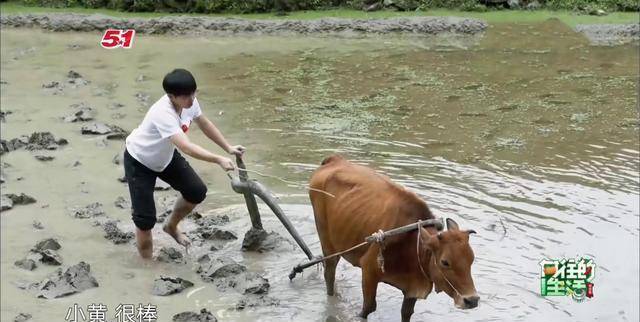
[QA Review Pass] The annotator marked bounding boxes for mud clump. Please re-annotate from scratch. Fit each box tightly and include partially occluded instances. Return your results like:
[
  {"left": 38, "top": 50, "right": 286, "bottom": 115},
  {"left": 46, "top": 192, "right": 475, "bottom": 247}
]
[
  {"left": 235, "top": 295, "right": 280, "bottom": 310},
  {"left": 151, "top": 276, "right": 193, "bottom": 296},
  {"left": 1, "top": 193, "right": 37, "bottom": 212},
  {"left": 1, "top": 132, "right": 68, "bottom": 154},
  {"left": 172, "top": 308, "right": 216, "bottom": 322},
  {"left": 114, "top": 196, "right": 130, "bottom": 209},
  {"left": 196, "top": 256, "right": 270, "bottom": 295},
  {"left": 102, "top": 220, "right": 134, "bottom": 244},
  {"left": 25, "top": 261, "right": 99, "bottom": 299},
  {"left": 71, "top": 202, "right": 105, "bottom": 219},
  {"left": 242, "top": 227, "right": 292, "bottom": 253},
  {"left": 156, "top": 246, "right": 185, "bottom": 264},
  {"left": 63, "top": 102, "right": 94, "bottom": 122},
  {"left": 81, "top": 122, "right": 128, "bottom": 140}
]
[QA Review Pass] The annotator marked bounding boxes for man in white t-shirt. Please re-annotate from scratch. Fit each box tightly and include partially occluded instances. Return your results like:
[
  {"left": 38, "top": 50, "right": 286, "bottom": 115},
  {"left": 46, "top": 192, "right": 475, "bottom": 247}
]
[{"left": 124, "top": 68, "right": 245, "bottom": 259}]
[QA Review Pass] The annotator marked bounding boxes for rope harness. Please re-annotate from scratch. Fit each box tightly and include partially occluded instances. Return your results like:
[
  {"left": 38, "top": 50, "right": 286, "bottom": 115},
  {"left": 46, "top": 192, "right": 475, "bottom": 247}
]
[{"left": 288, "top": 219, "right": 444, "bottom": 280}]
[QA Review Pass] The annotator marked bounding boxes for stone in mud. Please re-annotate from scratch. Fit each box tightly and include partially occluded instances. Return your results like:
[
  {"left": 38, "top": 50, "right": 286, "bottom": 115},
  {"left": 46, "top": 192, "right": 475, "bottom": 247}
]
[
  {"left": 81, "top": 122, "right": 127, "bottom": 140},
  {"left": 197, "top": 227, "right": 237, "bottom": 241},
  {"left": 241, "top": 272, "right": 270, "bottom": 295},
  {"left": 570, "top": 113, "right": 590, "bottom": 124},
  {"left": 111, "top": 112, "right": 126, "bottom": 120},
  {"left": 32, "top": 238, "right": 61, "bottom": 252},
  {"left": 195, "top": 215, "right": 230, "bottom": 227},
  {"left": 172, "top": 309, "right": 216, "bottom": 322},
  {"left": 2, "top": 193, "right": 37, "bottom": 211},
  {"left": 109, "top": 102, "right": 125, "bottom": 110},
  {"left": 188, "top": 211, "right": 203, "bottom": 220},
  {"left": 114, "top": 196, "right": 130, "bottom": 209},
  {"left": 72, "top": 202, "right": 105, "bottom": 219},
  {"left": 32, "top": 261, "right": 98, "bottom": 299},
  {"left": 15, "top": 258, "right": 37, "bottom": 271},
  {"left": 102, "top": 220, "right": 134, "bottom": 244},
  {"left": 32, "top": 220, "right": 44, "bottom": 229},
  {"left": 242, "top": 227, "right": 291, "bottom": 253},
  {"left": 1, "top": 194, "right": 13, "bottom": 212},
  {"left": 9, "top": 193, "right": 37, "bottom": 204},
  {"left": 38, "top": 249, "right": 63, "bottom": 266},
  {"left": 135, "top": 92, "right": 150, "bottom": 104},
  {"left": 118, "top": 176, "right": 127, "bottom": 183},
  {"left": 113, "top": 152, "right": 124, "bottom": 165},
  {"left": 2, "top": 132, "right": 67, "bottom": 154},
  {"left": 67, "top": 70, "right": 82, "bottom": 79},
  {"left": 42, "top": 81, "right": 62, "bottom": 89},
  {"left": 67, "top": 43, "right": 84, "bottom": 50},
  {"left": 1, "top": 137, "right": 26, "bottom": 154},
  {"left": 0, "top": 110, "right": 12, "bottom": 122},
  {"left": 156, "top": 209, "right": 172, "bottom": 223},
  {"left": 156, "top": 247, "right": 185, "bottom": 264},
  {"left": 63, "top": 103, "right": 94, "bottom": 122},
  {"left": 155, "top": 178, "right": 171, "bottom": 191},
  {"left": 136, "top": 74, "right": 148, "bottom": 82},
  {"left": 13, "top": 313, "right": 32, "bottom": 322},
  {"left": 34, "top": 155, "right": 54, "bottom": 162},
  {"left": 152, "top": 276, "right": 194, "bottom": 296},
  {"left": 28, "top": 132, "right": 68, "bottom": 150},
  {"left": 196, "top": 257, "right": 247, "bottom": 282},
  {"left": 66, "top": 70, "right": 90, "bottom": 87},
  {"left": 235, "top": 295, "right": 279, "bottom": 310}
]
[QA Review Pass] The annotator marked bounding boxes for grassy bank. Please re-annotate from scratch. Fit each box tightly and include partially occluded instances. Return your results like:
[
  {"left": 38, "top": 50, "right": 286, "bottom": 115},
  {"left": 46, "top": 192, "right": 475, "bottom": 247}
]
[{"left": 0, "top": 1, "right": 638, "bottom": 26}]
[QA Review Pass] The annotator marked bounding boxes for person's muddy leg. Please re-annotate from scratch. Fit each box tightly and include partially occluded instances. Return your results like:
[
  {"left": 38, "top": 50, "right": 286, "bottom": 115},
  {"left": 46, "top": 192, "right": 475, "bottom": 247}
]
[
  {"left": 162, "top": 196, "right": 195, "bottom": 247},
  {"left": 136, "top": 227, "right": 153, "bottom": 259},
  {"left": 159, "top": 150, "right": 207, "bottom": 248},
  {"left": 123, "top": 149, "right": 159, "bottom": 260}
]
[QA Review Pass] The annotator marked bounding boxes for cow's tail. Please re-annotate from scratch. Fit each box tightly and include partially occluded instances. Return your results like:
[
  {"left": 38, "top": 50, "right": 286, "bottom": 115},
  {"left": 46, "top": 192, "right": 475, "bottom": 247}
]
[{"left": 320, "top": 154, "right": 343, "bottom": 166}]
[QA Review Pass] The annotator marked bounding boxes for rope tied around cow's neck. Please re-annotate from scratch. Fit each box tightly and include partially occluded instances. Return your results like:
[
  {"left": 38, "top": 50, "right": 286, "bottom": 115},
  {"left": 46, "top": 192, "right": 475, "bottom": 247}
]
[
  {"left": 372, "top": 229, "right": 386, "bottom": 273},
  {"left": 416, "top": 222, "right": 430, "bottom": 281}
]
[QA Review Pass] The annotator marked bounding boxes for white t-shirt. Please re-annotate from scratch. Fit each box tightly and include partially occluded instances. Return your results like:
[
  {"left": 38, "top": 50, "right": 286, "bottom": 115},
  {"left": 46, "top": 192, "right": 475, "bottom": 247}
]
[{"left": 126, "top": 94, "right": 202, "bottom": 172}]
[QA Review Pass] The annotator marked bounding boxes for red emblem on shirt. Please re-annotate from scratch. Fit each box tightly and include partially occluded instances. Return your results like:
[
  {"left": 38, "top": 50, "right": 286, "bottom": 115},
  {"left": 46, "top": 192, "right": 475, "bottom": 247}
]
[{"left": 181, "top": 124, "right": 189, "bottom": 133}]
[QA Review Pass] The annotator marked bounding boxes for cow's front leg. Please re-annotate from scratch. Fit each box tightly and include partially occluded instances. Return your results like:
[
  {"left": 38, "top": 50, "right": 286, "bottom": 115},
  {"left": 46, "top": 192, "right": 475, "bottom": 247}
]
[
  {"left": 401, "top": 297, "right": 417, "bottom": 322},
  {"left": 359, "top": 265, "right": 380, "bottom": 319}
]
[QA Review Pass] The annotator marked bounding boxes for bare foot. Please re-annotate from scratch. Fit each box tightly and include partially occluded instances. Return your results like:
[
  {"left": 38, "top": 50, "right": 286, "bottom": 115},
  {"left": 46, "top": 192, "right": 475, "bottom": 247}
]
[{"left": 162, "top": 224, "right": 191, "bottom": 249}]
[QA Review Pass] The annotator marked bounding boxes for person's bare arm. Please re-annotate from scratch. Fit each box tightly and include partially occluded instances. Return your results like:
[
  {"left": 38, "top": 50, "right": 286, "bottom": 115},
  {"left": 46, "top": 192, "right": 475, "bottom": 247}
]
[
  {"left": 170, "top": 131, "right": 234, "bottom": 170},
  {"left": 194, "top": 115, "right": 245, "bottom": 156}
]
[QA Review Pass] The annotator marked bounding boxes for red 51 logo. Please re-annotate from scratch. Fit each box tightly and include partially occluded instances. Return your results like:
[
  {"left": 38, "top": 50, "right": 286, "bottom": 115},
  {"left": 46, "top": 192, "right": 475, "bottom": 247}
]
[{"left": 100, "top": 29, "right": 135, "bottom": 49}]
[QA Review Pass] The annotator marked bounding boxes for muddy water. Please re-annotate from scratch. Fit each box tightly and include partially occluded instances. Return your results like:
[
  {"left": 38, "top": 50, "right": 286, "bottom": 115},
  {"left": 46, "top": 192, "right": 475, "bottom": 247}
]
[{"left": 1, "top": 19, "right": 638, "bottom": 322}]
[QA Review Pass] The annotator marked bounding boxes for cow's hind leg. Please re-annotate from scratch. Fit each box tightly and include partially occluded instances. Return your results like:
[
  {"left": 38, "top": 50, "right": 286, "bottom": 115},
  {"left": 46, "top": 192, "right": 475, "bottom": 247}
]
[
  {"left": 323, "top": 256, "right": 339, "bottom": 296},
  {"left": 401, "top": 297, "right": 417, "bottom": 322}
]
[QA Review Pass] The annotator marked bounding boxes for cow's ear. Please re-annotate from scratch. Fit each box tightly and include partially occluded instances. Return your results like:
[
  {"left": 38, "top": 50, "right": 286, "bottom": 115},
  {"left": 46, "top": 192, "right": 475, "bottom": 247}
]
[{"left": 446, "top": 218, "right": 459, "bottom": 231}]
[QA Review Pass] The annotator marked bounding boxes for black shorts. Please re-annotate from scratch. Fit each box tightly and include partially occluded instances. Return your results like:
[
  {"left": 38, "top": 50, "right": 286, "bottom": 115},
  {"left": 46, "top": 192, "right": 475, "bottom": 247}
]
[{"left": 123, "top": 148, "right": 207, "bottom": 230}]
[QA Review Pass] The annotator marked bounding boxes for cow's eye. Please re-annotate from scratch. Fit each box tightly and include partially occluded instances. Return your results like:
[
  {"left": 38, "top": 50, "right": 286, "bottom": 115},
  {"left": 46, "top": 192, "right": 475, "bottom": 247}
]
[{"left": 441, "top": 260, "right": 450, "bottom": 267}]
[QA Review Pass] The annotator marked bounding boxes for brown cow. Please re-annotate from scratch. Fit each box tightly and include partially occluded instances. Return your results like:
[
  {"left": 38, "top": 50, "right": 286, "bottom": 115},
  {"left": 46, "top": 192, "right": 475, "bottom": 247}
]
[{"left": 309, "top": 155, "right": 479, "bottom": 321}]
